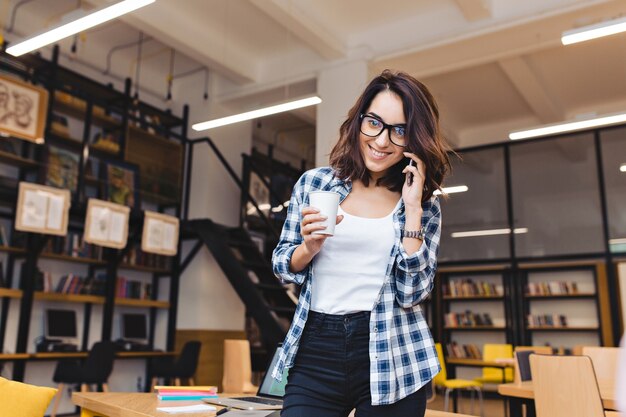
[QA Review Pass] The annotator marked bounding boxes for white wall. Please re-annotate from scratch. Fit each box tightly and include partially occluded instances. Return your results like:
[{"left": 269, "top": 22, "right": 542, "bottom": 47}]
[
  {"left": 613, "top": 262, "right": 626, "bottom": 336},
  {"left": 173, "top": 71, "right": 252, "bottom": 331}
]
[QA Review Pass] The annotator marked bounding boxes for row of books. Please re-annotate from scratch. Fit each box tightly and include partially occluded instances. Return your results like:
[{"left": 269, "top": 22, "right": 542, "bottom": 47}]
[
  {"left": 122, "top": 247, "right": 172, "bottom": 270},
  {"left": 444, "top": 311, "right": 494, "bottom": 327},
  {"left": 116, "top": 277, "right": 152, "bottom": 299},
  {"left": 0, "top": 225, "right": 9, "bottom": 247},
  {"left": 443, "top": 279, "right": 502, "bottom": 297},
  {"left": 43, "top": 232, "right": 103, "bottom": 260},
  {"left": 51, "top": 273, "right": 106, "bottom": 295},
  {"left": 155, "top": 385, "right": 218, "bottom": 401},
  {"left": 526, "top": 281, "right": 581, "bottom": 295},
  {"left": 445, "top": 342, "right": 482, "bottom": 359},
  {"left": 527, "top": 314, "right": 568, "bottom": 327}
]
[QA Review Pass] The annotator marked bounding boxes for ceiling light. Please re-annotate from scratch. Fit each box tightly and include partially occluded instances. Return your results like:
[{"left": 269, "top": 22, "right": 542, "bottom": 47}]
[
  {"left": 620, "top": 163, "right": 626, "bottom": 173},
  {"left": 509, "top": 112, "right": 626, "bottom": 140},
  {"left": 6, "top": 0, "right": 156, "bottom": 57},
  {"left": 609, "top": 238, "right": 626, "bottom": 245},
  {"left": 192, "top": 96, "right": 322, "bottom": 131},
  {"left": 434, "top": 185, "right": 469, "bottom": 196},
  {"left": 451, "top": 228, "right": 528, "bottom": 238},
  {"left": 562, "top": 16, "right": 626, "bottom": 45}
]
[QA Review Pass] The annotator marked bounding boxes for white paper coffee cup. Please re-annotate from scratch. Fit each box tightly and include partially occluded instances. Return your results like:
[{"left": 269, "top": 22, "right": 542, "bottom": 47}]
[{"left": 308, "top": 191, "right": 340, "bottom": 235}]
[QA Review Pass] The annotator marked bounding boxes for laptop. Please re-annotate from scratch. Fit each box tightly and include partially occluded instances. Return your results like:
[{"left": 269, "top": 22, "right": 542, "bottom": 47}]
[{"left": 204, "top": 345, "right": 287, "bottom": 410}]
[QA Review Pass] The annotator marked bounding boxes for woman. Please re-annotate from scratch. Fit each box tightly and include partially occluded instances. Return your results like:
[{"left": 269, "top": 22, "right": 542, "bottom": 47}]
[{"left": 272, "top": 70, "right": 451, "bottom": 417}]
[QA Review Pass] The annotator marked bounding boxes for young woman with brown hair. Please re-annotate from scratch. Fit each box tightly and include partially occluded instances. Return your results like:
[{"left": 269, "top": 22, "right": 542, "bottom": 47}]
[{"left": 272, "top": 69, "right": 452, "bottom": 417}]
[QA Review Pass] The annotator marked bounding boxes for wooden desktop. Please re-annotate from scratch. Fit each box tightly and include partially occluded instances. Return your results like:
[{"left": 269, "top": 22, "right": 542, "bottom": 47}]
[{"left": 72, "top": 392, "right": 477, "bottom": 417}]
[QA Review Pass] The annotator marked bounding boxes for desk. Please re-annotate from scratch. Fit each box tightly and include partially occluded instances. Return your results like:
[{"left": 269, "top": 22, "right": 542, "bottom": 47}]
[
  {"left": 498, "top": 380, "right": 617, "bottom": 417},
  {"left": 72, "top": 392, "right": 478, "bottom": 417}
]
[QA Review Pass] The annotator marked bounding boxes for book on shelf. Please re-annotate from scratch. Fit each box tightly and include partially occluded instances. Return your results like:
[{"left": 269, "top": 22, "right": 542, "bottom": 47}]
[
  {"left": 0, "top": 224, "right": 8, "bottom": 246},
  {"left": 444, "top": 311, "right": 495, "bottom": 327},
  {"left": 526, "top": 281, "right": 580, "bottom": 295},
  {"left": 527, "top": 314, "right": 568, "bottom": 327},
  {"left": 445, "top": 342, "right": 482, "bottom": 359},
  {"left": 444, "top": 278, "right": 502, "bottom": 297},
  {"left": 116, "top": 276, "right": 152, "bottom": 300}
]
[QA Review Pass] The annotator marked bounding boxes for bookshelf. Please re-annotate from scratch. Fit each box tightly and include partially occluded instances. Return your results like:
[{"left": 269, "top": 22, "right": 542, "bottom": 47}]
[
  {"left": 518, "top": 262, "right": 605, "bottom": 350},
  {"left": 0, "top": 45, "right": 188, "bottom": 404},
  {"left": 437, "top": 266, "right": 513, "bottom": 362}
]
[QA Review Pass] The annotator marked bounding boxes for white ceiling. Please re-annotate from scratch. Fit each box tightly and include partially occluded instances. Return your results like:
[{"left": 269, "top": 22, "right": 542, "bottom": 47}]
[{"left": 6, "top": 0, "right": 626, "bottom": 150}]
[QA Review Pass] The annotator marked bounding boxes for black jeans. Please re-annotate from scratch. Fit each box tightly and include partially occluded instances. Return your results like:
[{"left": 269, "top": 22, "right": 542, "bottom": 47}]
[{"left": 281, "top": 310, "right": 427, "bottom": 417}]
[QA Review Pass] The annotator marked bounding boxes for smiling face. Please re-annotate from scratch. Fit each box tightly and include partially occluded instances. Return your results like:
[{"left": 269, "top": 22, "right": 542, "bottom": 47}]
[{"left": 359, "top": 90, "right": 406, "bottom": 181}]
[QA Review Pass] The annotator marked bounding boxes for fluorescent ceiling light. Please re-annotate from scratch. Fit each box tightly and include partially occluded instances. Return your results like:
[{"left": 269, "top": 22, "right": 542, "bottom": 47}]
[
  {"left": 620, "top": 163, "right": 626, "bottom": 173},
  {"left": 609, "top": 238, "right": 626, "bottom": 245},
  {"left": 562, "top": 16, "right": 626, "bottom": 45},
  {"left": 192, "top": 96, "right": 322, "bottom": 131},
  {"left": 6, "top": 0, "right": 155, "bottom": 57},
  {"left": 451, "top": 228, "right": 528, "bottom": 238},
  {"left": 509, "top": 112, "right": 626, "bottom": 140},
  {"left": 434, "top": 185, "right": 469, "bottom": 196}
]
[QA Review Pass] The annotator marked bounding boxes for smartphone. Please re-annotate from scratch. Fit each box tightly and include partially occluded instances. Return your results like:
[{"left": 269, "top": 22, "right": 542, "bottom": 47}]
[{"left": 406, "top": 159, "right": 415, "bottom": 186}]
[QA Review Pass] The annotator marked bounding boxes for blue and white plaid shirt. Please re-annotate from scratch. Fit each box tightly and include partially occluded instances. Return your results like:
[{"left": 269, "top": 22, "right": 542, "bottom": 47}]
[{"left": 271, "top": 166, "right": 441, "bottom": 405}]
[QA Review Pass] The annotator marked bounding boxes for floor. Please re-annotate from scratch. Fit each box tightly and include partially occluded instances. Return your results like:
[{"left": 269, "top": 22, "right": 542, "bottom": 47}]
[{"left": 427, "top": 393, "right": 507, "bottom": 417}]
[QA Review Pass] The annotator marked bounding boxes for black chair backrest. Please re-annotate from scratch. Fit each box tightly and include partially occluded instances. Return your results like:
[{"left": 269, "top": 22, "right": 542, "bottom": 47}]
[
  {"left": 516, "top": 350, "right": 534, "bottom": 381},
  {"left": 84, "top": 341, "right": 116, "bottom": 382},
  {"left": 175, "top": 341, "right": 201, "bottom": 378}
]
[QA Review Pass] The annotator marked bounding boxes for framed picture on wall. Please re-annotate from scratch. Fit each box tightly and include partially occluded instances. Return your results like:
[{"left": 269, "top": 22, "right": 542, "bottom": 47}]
[
  {"left": 42, "top": 145, "right": 80, "bottom": 193},
  {"left": 101, "top": 160, "right": 139, "bottom": 209},
  {"left": 15, "top": 182, "right": 70, "bottom": 236},
  {"left": 0, "top": 74, "right": 49, "bottom": 144},
  {"left": 83, "top": 198, "right": 129, "bottom": 249}
]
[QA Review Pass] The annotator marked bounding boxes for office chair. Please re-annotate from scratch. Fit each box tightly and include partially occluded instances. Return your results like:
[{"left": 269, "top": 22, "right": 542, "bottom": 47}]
[
  {"left": 50, "top": 341, "right": 116, "bottom": 417},
  {"left": 530, "top": 354, "right": 605, "bottom": 417},
  {"left": 150, "top": 340, "right": 201, "bottom": 389},
  {"left": 433, "top": 343, "right": 484, "bottom": 417},
  {"left": 222, "top": 339, "right": 257, "bottom": 393},
  {"left": 473, "top": 343, "right": 514, "bottom": 384}
]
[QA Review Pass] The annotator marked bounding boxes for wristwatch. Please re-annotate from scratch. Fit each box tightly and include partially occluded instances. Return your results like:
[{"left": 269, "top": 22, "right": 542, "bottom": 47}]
[{"left": 402, "top": 228, "right": 425, "bottom": 241}]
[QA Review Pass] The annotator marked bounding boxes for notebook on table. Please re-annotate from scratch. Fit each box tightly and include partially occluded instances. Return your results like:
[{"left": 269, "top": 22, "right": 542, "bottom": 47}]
[{"left": 204, "top": 345, "right": 287, "bottom": 410}]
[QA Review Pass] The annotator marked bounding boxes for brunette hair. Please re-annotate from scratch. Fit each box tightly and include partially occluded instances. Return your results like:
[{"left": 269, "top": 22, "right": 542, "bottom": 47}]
[{"left": 329, "top": 69, "right": 452, "bottom": 202}]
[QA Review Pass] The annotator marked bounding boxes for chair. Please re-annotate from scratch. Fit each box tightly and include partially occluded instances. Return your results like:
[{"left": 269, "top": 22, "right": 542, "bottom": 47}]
[
  {"left": 473, "top": 343, "right": 514, "bottom": 384},
  {"left": 530, "top": 354, "right": 605, "bottom": 417},
  {"left": 513, "top": 346, "right": 553, "bottom": 383},
  {"left": 0, "top": 377, "right": 57, "bottom": 417},
  {"left": 150, "top": 341, "right": 201, "bottom": 389},
  {"left": 222, "top": 339, "right": 257, "bottom": 393},
  {"left": 582, "top": 346, "right": 621, "bottom": 383},
  {"left": 433, "top": 343, "right": 484, "bottom": 417},
  {"left": 51, "top": 341, "right": 116, "bottom": 417}
]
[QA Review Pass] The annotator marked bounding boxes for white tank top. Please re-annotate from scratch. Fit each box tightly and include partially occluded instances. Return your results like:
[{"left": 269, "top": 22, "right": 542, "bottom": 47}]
[{"left": 310, "top": 200, "right": 400, "bottom": 314}]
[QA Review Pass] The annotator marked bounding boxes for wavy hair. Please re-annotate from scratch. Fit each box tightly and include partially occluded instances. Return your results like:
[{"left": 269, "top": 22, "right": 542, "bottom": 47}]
[{"left": 329, "top": 69, "right": 453, "bottom": 202}]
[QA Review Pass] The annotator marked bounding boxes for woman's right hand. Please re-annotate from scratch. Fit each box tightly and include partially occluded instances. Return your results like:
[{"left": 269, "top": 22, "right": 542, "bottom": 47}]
[{"left": 300, "top": 206, "right": 343, "bottom": 257}]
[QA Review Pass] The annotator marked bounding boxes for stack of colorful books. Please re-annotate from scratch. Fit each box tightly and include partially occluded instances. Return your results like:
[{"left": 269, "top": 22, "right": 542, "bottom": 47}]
[{"left": 155, "top": 385, "right": 219, "bottom": 401}]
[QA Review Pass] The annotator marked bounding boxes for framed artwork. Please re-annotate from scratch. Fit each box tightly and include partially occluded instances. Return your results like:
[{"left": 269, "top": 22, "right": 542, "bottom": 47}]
[
  {"left": 0, "top": 74, "right": 49, "bottom": 144},
  {"left": 43, "top": 145, "right": 80, "bottom": 193},
  {"left": 15, "top": 182, "right": 70, "bottom": 236},
  {"left": 101, "top": 160, "right": 139, "bottom": 209},
  {"left": 83, "top": 198, "right": 129, "bottom": 249},
  {"left": 141, "top": 211, "right": 179, "bottom": 256}
]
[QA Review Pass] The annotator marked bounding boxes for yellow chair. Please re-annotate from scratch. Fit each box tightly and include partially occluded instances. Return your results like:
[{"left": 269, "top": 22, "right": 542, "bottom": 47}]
[
  {"left": 0, "top": 377, "right": 57, "bottom": 417},
  {"left": 433, "top": 343, "right": 484, "bottom": 417},
  {"left": 473, "top": 343, "right": 513, "bottom": 384}
]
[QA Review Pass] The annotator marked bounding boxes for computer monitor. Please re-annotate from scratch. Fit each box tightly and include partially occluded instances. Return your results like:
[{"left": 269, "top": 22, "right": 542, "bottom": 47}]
[
  {"left": 122, "top": 314, "right": 147, "bottom": 341},
  {"left": 45, "top": 309, "right": 77, "bottom": 340}
]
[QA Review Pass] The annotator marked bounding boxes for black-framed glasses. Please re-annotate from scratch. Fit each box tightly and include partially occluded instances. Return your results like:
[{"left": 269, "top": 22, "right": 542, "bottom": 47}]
[{"left": 359, "top": 113, "right": 407, "bottom": 147}]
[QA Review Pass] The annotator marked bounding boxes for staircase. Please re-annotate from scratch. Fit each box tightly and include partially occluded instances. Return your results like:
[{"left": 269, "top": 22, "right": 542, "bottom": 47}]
[{"left": 183, "top": 219, "right": 296, "bottom": 354}]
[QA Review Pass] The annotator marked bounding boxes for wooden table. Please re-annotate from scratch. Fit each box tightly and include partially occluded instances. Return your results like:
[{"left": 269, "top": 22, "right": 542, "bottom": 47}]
[
  {"left": 72, "top": 392, "right": 477, "bottom": 417},
  {"left": 498, "top": 380, "right": 617, "bottom": 417}
]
